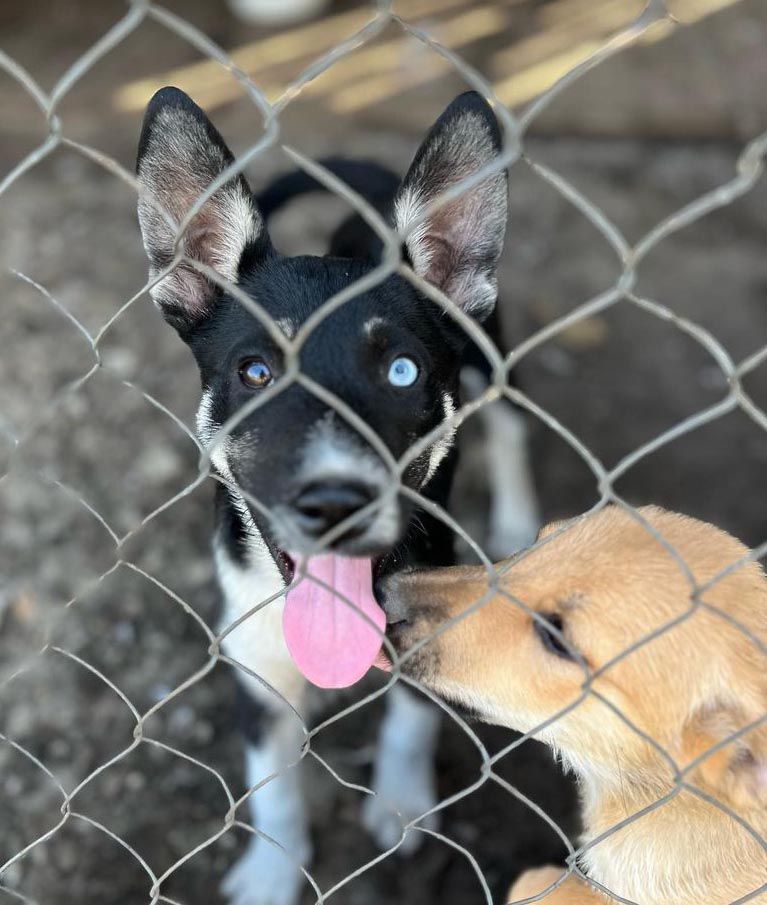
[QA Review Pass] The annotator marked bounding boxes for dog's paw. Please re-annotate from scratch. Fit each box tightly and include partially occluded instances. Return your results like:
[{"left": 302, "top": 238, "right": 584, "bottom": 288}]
[
  {"left": 508, "top": 865, "right": 566, "bottom": 901},
  {"left": 362, "top": 750, "right": 439, "bottom": 854},
  {"left": 221, "top": 837, "right": 311, "bottom": 905}
]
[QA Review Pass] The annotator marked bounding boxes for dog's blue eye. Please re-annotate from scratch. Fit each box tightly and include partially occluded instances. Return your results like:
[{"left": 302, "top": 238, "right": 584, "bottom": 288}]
[
  {"left": 239, "top": 358, "right": 273, "bottom": 389},
  {"left": 388, "top": 356, "right": 419, "bottom": 388}
]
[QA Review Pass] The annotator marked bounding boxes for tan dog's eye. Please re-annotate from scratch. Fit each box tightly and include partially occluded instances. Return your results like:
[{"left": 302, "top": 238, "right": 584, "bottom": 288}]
[{"left": 534, "top": 613, "right": 576, "bottom": 661}]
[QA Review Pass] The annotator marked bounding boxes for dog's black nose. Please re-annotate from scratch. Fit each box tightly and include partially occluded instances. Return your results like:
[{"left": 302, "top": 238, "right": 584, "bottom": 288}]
[
  {"left": 292, "top": 481, "right": 375, "bottom": 538},
  {"left": 374, "top": 572, "right": 412, "bottom": 625}
]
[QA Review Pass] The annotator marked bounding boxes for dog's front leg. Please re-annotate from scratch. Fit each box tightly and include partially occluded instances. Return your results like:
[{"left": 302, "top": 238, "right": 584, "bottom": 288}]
[
  {"left": 363, "top": 488, "right": 454, "bottom": 854},
  {"left": 223, "top": 680, "right": 311, "bottom": 905},
  {"left": 216, "top": 540, "right": 311, "bottom": 905},
  {"left": 362, "top": 682, "right": 441, "bottom": 852}
]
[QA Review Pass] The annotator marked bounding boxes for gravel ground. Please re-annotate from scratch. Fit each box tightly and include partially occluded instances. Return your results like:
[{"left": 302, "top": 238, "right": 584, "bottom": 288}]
[{"left": 2, "top": 2, "right": 767, "bottom": 904}]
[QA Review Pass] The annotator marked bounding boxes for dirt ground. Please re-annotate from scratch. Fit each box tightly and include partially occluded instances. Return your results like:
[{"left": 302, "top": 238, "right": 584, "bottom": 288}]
[{"left": 1, "top": 1, "right": 767, "bottom": 904}]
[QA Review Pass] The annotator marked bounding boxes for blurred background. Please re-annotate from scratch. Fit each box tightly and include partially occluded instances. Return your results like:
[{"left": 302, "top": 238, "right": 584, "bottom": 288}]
[{"left": 1, "top": 0, "right": 767, "bottom": 902}]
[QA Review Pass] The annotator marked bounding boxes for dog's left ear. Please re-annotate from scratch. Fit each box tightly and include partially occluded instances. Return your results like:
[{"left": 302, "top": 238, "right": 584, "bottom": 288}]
[
  {"left": 683, "top": 702, "right": 767, "bottom": 810},
  {"left": 394, "top": 91, "right": 507, "bottom": 321}
]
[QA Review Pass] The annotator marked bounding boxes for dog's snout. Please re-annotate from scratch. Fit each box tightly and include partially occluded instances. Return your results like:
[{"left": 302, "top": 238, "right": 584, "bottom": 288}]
[
  {"left": 375, "top": 573, "right": 411, "bottom": 625},
  {"left": 292, "top": 480, "right": 375, "bottom": 538}
]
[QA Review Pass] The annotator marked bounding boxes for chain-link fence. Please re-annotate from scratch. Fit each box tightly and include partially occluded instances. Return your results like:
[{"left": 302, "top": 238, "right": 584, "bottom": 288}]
[{"left": 1, "top": 0, "right": 766, "bottom": 903}]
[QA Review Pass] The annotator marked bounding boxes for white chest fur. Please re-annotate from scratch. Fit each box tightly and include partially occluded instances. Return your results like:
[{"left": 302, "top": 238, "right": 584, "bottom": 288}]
[{"left": 214, "top": 535, "right": 306, "bottom": 712}]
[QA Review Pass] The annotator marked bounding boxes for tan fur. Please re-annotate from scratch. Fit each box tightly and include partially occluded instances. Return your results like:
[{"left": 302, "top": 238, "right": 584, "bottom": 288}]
[
  {"left": 386, "top": 506, "right": 767, "bottom": 904},
  {"left": 510, "top": 866, "right": 600, "bottom": 903}
]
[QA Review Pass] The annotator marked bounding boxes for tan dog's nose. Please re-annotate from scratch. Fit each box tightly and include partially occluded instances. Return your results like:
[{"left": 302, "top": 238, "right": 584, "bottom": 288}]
[{"left": 374, "top": 571, "right": 413, "bottom": 626}]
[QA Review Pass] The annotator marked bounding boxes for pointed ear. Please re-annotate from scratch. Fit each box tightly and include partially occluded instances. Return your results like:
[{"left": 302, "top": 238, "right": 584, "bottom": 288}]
[
  {"left": 394, "top": 91, "right": 508, "bottom": 321},
  {"left": 136, "top": 87, "right": 268, "bottom": 336},
  {"left": 537, "top": 519, "right": 568, "bottom": 541},
  {"left": 683, "top": 702, "right": 767, "bottom": 810}
]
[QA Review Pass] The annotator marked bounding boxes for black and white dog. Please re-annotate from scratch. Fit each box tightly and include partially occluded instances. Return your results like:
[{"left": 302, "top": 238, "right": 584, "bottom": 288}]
[{"left": 136, "top": 87, "right": 539, "bottom": 905}]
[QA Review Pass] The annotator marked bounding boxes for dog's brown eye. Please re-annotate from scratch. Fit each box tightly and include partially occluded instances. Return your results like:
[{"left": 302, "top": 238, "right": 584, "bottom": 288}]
[
  {"left": 239, "top": 358, "right": 273, "bottom": 389},
  {"left": 534, "top": 613, "right": 575, "bottom": 660}
]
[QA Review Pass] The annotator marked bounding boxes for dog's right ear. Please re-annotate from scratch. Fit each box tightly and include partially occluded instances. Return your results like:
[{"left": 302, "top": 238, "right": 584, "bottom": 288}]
[
  {"left": 136, "top": 87, "right": 269, "bottom": 336},
  {"left": 683, "top": 702, "right": 767, "bottom": 811}
]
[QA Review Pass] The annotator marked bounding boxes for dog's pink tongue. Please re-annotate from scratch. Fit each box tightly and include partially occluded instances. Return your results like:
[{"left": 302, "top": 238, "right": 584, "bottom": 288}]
[{"left": 283, "top": 554, "right": 386, "bottom": 689}]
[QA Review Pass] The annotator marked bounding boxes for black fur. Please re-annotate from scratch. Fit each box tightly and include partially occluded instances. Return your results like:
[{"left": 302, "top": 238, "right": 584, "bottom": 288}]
[{"left": 234, "top": 676, "right": 274, "bottom": 747}]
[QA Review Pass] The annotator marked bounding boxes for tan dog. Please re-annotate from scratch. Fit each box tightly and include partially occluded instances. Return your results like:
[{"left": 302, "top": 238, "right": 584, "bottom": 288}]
[{"left": 379, "top": 506, "right": 767, "bottom": 904}]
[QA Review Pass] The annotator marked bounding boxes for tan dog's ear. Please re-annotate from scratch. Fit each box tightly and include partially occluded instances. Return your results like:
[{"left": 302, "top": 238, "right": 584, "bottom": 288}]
[
  {"left": 537, "top": 519, "right": 567, "bottom": 541},
  {"left": 683, "top": 704, "right": 767, "bottom": 811}
]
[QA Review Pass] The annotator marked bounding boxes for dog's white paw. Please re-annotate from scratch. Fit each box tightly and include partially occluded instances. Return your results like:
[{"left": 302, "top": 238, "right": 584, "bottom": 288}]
[
  {"left": 362, "top": 748, "right": 440, "bottom": 854},
  {"left": 221, "top": 837, "right": 311, "bottom": 905}
]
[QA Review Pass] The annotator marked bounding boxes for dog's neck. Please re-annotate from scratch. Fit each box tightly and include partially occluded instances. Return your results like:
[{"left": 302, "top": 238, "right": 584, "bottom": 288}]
[{"left": 577, "top": 766, "right": 767, "bottom": 904}]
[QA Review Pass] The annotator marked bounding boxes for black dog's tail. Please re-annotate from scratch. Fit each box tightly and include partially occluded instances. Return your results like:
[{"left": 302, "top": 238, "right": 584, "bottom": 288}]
[
  {"left": 256, "top": 157, "right": 400, "bottom": 219},
  {"left": 257, "top": 157, "right": 400, "bottom": 260}
]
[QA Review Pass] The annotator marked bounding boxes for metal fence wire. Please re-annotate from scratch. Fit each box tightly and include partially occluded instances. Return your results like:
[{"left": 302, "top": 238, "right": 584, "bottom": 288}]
[{"left": 1, "top": 0, "right": 767, "bottom": 903}]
